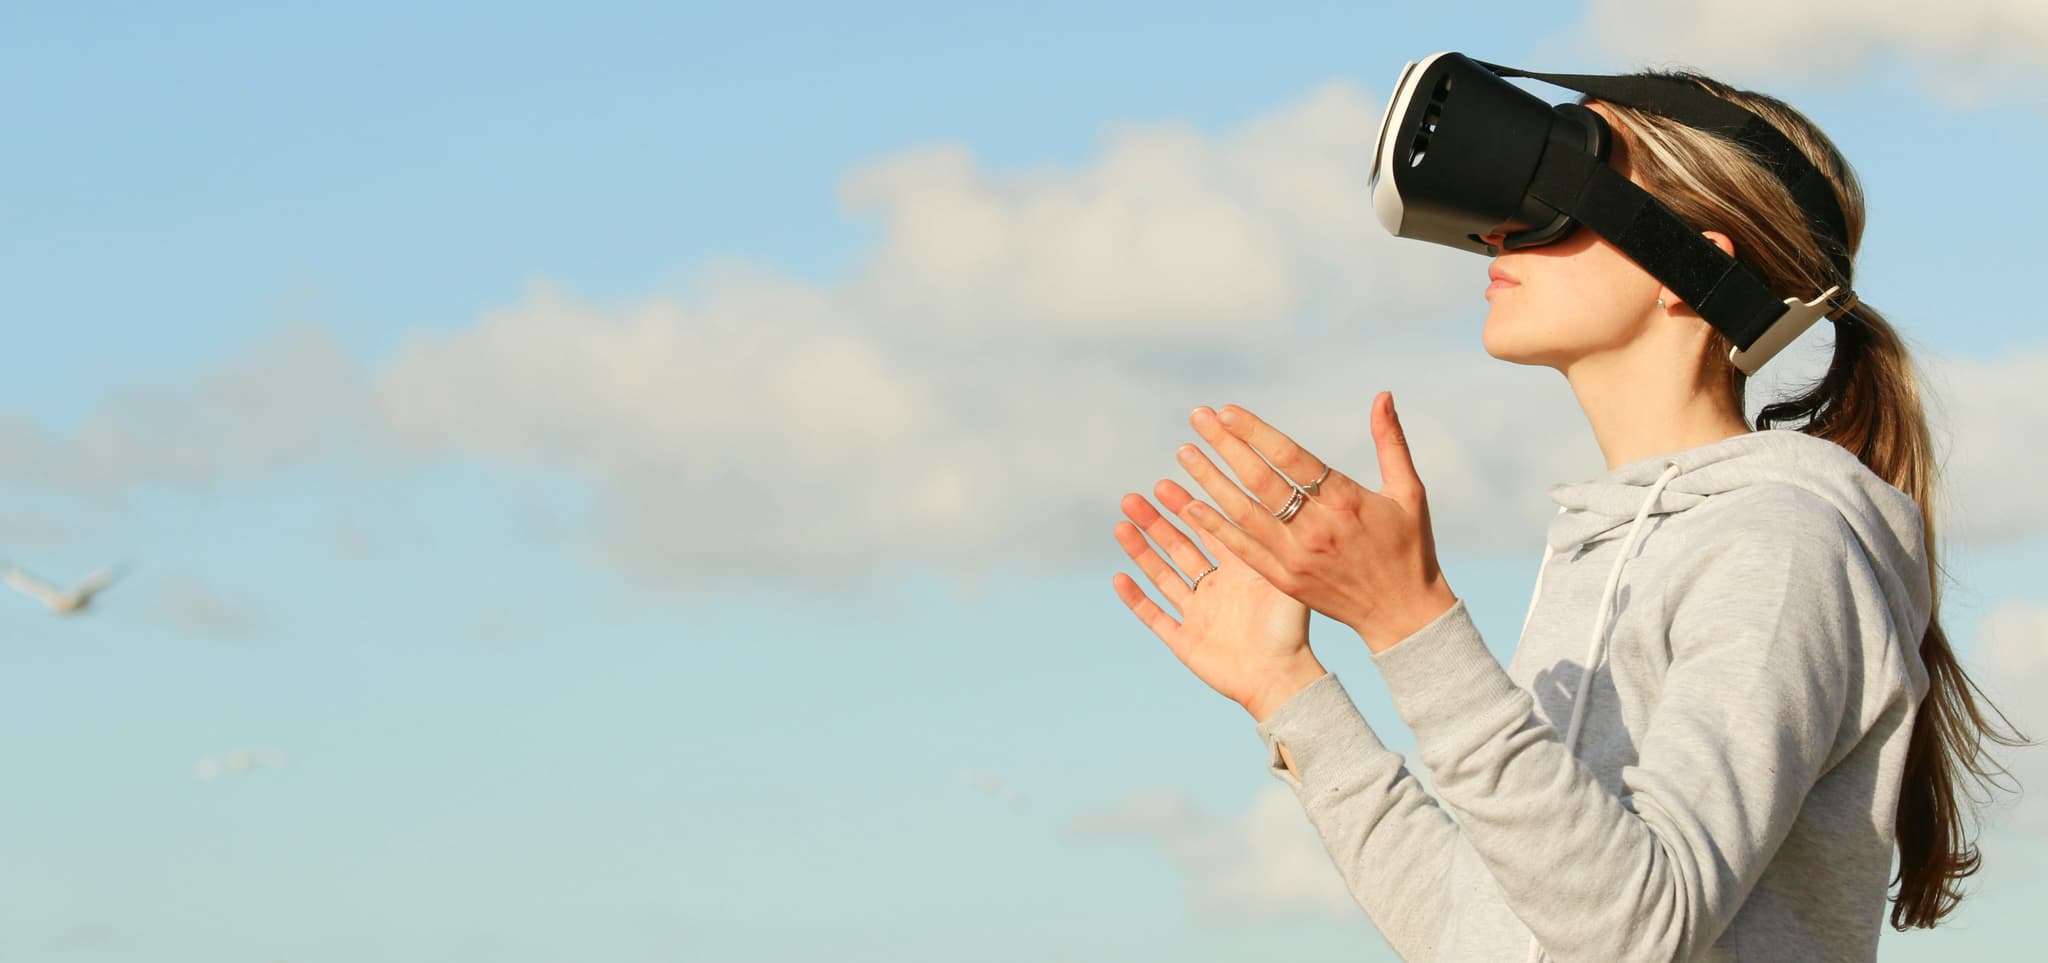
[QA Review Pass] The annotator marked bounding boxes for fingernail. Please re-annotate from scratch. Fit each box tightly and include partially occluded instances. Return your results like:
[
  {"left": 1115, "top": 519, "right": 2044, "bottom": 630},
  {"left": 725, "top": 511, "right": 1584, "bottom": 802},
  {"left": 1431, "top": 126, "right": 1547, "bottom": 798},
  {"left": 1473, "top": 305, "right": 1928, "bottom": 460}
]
[{"left": 1218, "top": 407, "right": 1239, "bottom": 426}]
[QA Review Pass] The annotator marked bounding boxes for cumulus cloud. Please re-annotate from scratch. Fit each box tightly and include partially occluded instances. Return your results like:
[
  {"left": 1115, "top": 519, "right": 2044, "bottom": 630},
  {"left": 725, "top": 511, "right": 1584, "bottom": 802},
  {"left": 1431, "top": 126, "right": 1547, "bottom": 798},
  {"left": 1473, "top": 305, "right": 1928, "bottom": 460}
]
[
  {"left": 341, "top": 81, "right": 1531, "bottom": 596},
  {"left": 1070, "top": 784, "right": 1362, "bottom": 920},
  {"left": 839, "top": 81, "right": 1472, "bottom": 344},
  {"left": 1573, "top": 0, "right": 2048, "bottom": 102},
  {"left": 1972, "top": 600, "right": 2048, "bottom": 832},
  {"left": 1, "top": 323, "right": 371, "bottom": 490},
  {"left": 371, "top": 275, "right": 1600, "bottom": 595},
  {"left": 1920, "top": 348, "right": 2048, "bottom": 544}
]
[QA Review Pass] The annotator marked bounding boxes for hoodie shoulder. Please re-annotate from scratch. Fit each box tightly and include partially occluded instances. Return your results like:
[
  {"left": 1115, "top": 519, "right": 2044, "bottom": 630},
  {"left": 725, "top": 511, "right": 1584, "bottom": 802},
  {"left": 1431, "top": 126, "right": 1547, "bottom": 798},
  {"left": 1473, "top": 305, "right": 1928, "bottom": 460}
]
[
  {"left": 1676, "top": 478, "right": 1931, "bottom": 702},
  {"left": 1707, "top": 480, "right": 1846, "bottom": 524},
  {"left": 1698, "top": 481, "right": 1858, "bottom": 553}
]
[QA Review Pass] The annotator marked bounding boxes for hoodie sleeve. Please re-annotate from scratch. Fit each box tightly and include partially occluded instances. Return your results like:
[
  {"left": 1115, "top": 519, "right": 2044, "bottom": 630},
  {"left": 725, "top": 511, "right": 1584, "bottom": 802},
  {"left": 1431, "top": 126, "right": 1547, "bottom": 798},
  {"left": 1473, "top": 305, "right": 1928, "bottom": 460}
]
[
  {"left": 1362, "top": 510, "right": 1877, "bottom": 960},
  {"left": 1253, "top": 672, "right": 1460, "bottom": 961}
]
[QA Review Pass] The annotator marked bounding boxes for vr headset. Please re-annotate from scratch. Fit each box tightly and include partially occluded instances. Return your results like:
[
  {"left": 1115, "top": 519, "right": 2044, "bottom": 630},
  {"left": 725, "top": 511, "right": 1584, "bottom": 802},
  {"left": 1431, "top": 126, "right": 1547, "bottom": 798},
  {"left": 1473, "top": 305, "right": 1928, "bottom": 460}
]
[{"left": 1369, "top": 52, "right": 1859, "bottom": 374}]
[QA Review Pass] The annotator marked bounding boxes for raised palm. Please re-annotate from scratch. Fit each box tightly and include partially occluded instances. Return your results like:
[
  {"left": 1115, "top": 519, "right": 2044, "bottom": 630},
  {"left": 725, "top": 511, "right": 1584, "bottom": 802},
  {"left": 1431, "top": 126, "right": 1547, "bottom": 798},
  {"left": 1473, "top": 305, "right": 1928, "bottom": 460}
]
[{"left": 1112, "top": 480, "right": 1316, "bottom": 713}]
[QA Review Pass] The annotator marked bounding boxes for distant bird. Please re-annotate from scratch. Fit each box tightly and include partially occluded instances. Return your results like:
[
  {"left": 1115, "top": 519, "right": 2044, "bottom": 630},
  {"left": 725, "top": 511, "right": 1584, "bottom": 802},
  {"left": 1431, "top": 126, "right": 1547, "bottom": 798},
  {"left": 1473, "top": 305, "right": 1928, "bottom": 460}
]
[{"left": 1, "top": 561, "right": 129, "bottom": 615}]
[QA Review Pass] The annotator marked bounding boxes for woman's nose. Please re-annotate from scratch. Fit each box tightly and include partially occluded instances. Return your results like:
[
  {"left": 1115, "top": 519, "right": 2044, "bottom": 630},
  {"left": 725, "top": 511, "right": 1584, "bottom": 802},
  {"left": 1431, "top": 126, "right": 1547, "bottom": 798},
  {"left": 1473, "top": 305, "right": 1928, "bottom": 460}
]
[{"left": 1479, "top": 230, "right": 1507, "bottom": 248}]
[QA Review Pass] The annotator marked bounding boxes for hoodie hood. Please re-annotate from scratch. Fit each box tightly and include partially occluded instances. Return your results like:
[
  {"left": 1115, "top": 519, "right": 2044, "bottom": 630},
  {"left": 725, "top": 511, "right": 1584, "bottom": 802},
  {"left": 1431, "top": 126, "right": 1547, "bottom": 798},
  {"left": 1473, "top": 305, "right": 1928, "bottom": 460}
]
[{"left": 1544, "top": 428, "right": 1934, "bottom": 655}]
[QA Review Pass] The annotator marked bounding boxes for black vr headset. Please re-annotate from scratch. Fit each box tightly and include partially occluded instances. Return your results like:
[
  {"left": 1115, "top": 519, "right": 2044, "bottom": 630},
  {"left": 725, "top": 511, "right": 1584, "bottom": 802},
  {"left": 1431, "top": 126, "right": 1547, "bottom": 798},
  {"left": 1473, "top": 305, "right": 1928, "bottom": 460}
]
[{"left": 1369, "top": 52, "right": 1859, "bottom": 374}]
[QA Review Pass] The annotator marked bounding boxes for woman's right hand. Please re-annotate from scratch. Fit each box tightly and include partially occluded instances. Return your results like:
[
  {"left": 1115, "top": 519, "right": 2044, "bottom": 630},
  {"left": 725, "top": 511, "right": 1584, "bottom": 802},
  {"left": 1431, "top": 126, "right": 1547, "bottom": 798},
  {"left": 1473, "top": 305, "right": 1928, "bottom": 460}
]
[{"left": 1112, "top": 479, "right": 1327, "bottom": 722}]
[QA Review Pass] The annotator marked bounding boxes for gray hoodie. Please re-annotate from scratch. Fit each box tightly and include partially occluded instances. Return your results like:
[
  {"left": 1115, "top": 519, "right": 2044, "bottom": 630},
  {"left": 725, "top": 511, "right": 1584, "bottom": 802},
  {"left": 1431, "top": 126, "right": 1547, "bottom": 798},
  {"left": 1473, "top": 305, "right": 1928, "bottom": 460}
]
[{"left": 1253, "top": 428, "right": 1932, "bottom": 961}]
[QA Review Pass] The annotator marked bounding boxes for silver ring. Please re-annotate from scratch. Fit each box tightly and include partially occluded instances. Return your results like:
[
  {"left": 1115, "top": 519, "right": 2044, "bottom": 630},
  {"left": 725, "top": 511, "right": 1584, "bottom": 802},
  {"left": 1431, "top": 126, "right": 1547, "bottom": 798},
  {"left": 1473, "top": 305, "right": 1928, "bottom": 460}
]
[
  {"left": 1296, "top": 466, "right": 1332, "bottom": 498},
  {"left": 1273, "top": 488, "right": 1305, "bottom": 523},
  {"left": 1190, "top": 565, "right": 1219, "bottom": 591}
]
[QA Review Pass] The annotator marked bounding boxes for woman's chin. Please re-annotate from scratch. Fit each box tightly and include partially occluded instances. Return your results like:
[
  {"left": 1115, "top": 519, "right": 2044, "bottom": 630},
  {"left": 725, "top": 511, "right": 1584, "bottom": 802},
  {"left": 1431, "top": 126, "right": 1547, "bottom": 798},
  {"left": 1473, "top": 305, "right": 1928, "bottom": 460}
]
[
  {"left": 1480, "top": 312, "right": 1528, "bottom": 361},
  {"left": 1481, "top": 316, "right": 1566, "bottom": 369}
]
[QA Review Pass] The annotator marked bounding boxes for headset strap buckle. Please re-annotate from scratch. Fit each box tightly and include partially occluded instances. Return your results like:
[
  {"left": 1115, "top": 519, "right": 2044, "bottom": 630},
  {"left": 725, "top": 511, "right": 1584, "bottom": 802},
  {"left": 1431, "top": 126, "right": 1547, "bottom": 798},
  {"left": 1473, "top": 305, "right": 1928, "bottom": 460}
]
[{"left": 1727, "top": 285, "right": 1853, "bottom": 375}]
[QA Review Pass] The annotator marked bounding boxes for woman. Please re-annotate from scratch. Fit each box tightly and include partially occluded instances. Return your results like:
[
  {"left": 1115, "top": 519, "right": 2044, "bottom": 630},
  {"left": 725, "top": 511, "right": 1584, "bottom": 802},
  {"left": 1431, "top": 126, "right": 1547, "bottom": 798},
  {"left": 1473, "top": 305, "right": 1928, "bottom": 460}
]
[{"left": 1109, "top": 70, "right": 2025, "bottom": 961}]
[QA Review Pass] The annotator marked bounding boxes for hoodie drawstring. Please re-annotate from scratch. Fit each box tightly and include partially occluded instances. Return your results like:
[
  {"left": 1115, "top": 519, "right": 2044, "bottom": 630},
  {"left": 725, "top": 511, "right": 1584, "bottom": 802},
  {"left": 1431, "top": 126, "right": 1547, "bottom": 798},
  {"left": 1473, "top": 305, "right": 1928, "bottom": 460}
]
[{"left": 1521, "top": 461, "right": 1682, "bottom": 963}]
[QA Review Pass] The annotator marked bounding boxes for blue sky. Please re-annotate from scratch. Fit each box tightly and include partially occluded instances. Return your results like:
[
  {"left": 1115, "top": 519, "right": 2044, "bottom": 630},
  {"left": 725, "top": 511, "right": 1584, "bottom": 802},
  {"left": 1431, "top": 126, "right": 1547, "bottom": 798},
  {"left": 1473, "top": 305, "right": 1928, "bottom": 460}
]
[{"left": 3, "top": 2, "right": 2045, "bottom": 960}]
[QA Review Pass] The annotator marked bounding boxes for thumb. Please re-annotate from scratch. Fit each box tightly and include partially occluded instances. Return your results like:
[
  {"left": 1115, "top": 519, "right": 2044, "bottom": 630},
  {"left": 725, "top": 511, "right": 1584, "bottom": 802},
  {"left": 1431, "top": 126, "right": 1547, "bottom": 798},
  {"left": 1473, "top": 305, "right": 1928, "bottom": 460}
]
[{"left": 1372, "top": 391, "right": 1425, "bottom": 503}]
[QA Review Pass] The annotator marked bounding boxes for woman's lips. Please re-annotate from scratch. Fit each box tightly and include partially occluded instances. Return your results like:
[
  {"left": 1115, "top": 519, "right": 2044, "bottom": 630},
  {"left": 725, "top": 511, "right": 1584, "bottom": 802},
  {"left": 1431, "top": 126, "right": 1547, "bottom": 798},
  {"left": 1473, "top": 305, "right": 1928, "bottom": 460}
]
[{"left": 1486, "top": 264, "right": 1519, "bottom": 296}]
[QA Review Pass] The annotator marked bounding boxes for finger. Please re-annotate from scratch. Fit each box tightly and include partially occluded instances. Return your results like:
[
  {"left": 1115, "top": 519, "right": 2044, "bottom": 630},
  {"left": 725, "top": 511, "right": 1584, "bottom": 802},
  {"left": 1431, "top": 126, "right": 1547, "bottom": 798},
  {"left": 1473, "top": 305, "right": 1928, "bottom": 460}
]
[
  {"left": 1175, "top": 441, "right": 1276, "bottom": 534},
  {"left": 1178, "top": 494, "right": 1291, "bottom": 593},
  {"left": 1120, "top": 493, "right": 1211, "bottom": 585},
  {"left": 1214, "top": 404, "right": 1350, "bottom": 500},
  {"left": 1189, "top": 406, "right": 1305, "bottom": 514},
  {"left": 1176, "top": 441, "right": 1307, "bottom": 576},
  {"left": 1113, "top": 514, "right": 1193, "bottom": 611},
  {"left": 1110, "top": 572, "right": 1185, "bottom": 653},
  {"left": 1156, "top": 479, "right": 1236, "bottom": 562}
]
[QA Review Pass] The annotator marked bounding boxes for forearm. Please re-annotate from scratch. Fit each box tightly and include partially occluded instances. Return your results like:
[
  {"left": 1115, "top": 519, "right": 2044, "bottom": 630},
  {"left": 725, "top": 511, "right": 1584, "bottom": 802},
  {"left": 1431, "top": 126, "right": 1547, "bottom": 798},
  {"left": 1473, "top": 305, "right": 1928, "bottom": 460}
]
[{"left": 1256, "top": 673, "right": 1457, "bottom": 961}]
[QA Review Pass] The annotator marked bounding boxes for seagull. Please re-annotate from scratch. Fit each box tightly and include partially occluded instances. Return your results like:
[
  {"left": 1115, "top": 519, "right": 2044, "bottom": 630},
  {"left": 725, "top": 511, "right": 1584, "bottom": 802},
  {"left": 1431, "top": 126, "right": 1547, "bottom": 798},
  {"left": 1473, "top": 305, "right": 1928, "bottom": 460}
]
[{"left": 1, "top": 561, "right": 129, "bottom": 615}]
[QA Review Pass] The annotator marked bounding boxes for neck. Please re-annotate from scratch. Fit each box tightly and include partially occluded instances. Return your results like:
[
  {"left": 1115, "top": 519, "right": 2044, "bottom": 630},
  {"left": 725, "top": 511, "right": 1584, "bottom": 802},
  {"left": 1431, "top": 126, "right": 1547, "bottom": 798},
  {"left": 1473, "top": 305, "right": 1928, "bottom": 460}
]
[{"left": 1562, "top": 332, "right": 1752, "bottom": 471}]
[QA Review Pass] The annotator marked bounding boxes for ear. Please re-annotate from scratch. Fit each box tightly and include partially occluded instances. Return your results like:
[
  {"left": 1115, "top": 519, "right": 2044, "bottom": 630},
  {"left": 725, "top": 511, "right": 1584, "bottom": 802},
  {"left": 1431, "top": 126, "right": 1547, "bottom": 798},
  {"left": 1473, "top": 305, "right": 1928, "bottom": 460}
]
[{"left": 1658, "top": 230, "right": 1739, "bottom": 310}]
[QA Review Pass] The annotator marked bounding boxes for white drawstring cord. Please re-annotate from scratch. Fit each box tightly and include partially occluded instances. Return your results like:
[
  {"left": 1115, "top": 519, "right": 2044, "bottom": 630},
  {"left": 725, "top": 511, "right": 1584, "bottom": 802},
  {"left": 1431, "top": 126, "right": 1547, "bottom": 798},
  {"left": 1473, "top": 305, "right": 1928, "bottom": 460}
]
[
  {"left": 1522, "top": 463, "right": 1682, "bottom": 963},
  {"left": 1562, "top": 463, "right": 1680, "bottom": 753},
  {"left": 1516, "top": 507, "right": 1564, "bottom": 648}
]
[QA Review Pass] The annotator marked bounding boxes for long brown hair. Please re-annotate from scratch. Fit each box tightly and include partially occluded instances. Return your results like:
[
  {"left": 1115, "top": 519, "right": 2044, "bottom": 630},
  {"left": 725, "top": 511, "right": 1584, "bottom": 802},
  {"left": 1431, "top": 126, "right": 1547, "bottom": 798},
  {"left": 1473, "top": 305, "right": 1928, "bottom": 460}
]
[{"left": 1595, "top": 73, "right": 2032, "bottom": 929}]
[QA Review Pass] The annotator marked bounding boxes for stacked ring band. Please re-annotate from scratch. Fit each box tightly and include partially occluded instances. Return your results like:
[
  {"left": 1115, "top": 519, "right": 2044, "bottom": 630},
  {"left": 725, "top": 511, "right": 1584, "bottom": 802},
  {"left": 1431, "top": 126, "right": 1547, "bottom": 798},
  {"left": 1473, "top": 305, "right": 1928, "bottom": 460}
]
[
  {"left": 1272, "top": 466, "right": 1331, "bottom": 522},
  {"left": 1190, "top": 565, "right": 1220, "bottom": 590}
]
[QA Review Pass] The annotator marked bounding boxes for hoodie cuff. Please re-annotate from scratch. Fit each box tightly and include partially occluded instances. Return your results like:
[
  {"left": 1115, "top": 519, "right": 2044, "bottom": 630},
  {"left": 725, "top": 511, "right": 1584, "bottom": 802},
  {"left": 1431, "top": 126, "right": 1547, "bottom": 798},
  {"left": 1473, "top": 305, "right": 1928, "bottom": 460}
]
[
  {"left": 1253, "top": 672, "right": 1393, "bottom": 791},
  {"left": 1369, "top": 598, "right": 1522, "bottom": 738}
]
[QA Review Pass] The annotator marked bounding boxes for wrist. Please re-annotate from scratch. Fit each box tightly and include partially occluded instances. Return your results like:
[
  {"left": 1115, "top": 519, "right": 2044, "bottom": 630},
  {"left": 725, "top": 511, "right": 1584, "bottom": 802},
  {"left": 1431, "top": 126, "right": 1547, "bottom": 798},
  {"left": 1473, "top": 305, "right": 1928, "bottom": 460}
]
[
  {"left": 1241, "top": 656, "right": 1329, "bottom": 724},
  {"left": 1354, "top": 583, "right": 1459, "bottom": 655}
]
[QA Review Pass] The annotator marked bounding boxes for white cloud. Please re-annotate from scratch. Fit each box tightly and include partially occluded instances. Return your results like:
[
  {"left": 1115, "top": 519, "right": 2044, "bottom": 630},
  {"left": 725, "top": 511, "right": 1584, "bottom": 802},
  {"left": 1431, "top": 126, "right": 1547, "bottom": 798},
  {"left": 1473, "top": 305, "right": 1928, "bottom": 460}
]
[
  {"left": 839, "top": 80, "right": 1472, "bottom": 345},
  {"left": 365, "top": 276, "right": 1602, "bottom": 596},
  {"left": 343, "top": 82, "right": 1526, "bottom": 595},
  {"left": 1574, "top": 0, "right": 2048, "bottom": 102},
  {"left": 1921, "top": 348, "right": 2048, "bottom": 546},
  {"left": 0, "top": 321, "right": 372, "bottom": 489},
  {"left": 1070, "top": 783, "right": 1361, "bottom": 920},
  {"left": 1972, "top": 600, "right": 2048, "bottom": 832}
]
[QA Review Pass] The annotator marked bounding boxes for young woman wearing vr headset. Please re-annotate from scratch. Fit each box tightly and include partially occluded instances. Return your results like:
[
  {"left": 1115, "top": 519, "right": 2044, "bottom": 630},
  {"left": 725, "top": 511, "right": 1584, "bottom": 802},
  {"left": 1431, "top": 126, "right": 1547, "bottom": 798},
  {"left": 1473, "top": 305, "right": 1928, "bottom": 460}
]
[{"left": 1111, "top": 54, "right": 2025, "bottom": 961}]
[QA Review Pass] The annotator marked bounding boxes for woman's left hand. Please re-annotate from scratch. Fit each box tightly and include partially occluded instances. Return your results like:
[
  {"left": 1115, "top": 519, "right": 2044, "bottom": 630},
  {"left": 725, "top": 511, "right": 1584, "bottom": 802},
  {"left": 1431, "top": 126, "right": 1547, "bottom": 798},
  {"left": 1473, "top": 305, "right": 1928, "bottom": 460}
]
[{"left": 1175, "top": 391, "right": 1459, "bottom": 655}]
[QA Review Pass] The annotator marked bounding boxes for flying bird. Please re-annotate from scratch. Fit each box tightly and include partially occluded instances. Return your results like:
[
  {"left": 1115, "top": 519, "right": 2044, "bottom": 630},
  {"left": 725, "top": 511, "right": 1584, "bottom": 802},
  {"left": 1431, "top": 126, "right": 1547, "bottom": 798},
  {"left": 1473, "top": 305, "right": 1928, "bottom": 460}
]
[{"left": 2, "top": 561, "right": 129, "bottom": 615}]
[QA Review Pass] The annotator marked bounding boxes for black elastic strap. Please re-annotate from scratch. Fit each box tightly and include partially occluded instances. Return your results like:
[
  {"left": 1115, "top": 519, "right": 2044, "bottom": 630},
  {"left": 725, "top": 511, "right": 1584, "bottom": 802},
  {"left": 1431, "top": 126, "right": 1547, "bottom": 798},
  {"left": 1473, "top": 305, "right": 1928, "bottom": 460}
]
[
  {"left": 1482, "top": 63, "right": 1853, "bottom": 285},
  {"left": 1527, "top": 145, "right": 1787, "bottom": 351}
]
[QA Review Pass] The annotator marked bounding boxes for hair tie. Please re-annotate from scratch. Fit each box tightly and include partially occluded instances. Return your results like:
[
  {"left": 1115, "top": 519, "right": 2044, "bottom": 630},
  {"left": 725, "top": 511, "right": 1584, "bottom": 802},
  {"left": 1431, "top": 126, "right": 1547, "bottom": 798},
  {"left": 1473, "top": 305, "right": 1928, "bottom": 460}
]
[{"left": 1825, "top": 288, "right": 1860, "bottom": 323}]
